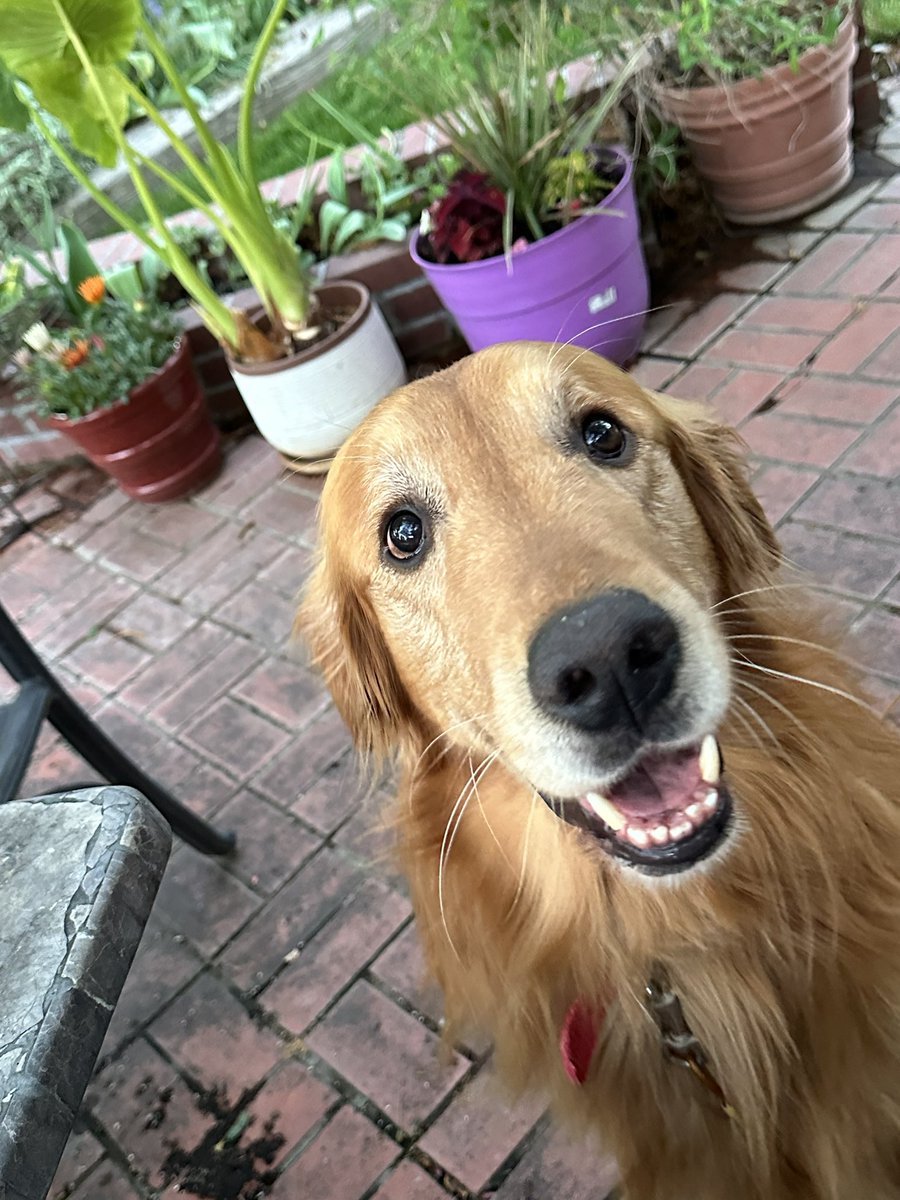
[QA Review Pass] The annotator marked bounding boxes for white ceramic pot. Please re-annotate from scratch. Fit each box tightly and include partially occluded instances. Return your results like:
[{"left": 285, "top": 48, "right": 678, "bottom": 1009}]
[{"left": 227, "top": 280, "right": 406, "bottom": 464}]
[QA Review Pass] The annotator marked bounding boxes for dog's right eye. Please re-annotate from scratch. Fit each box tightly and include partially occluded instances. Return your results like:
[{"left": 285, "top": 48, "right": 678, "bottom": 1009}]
[
  {"left": 385, "top": 510, "right": 425, "bottom": 562},
  {"left": 582, "top": 412, "right": 629, "bottom": 461}
]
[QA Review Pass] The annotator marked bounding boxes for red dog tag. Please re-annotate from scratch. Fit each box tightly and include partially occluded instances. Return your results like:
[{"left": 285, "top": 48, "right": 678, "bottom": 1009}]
[{"left": 561, "top": 999, "right": 603, "bottom": 1085}]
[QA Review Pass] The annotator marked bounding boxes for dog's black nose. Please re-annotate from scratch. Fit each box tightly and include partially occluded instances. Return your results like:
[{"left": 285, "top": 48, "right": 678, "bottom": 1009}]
[{"left": 527, "top": 589, "right": 681, "bottom": 734}]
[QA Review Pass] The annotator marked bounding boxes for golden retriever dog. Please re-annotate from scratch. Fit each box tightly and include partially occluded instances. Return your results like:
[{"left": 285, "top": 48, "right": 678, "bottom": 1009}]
[{"left": 299, "top": 342, "right": 900, "bottom": 1200}]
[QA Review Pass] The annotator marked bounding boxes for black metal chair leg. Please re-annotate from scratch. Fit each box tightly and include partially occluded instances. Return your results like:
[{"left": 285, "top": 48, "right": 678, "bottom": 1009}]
[{"left": 0, "top": 602, "right": 235, "bottom": 856}]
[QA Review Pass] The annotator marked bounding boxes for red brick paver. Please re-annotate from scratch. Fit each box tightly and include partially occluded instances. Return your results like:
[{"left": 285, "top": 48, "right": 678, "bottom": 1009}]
[{"left": 7, "top": 148, "right": 900, "bottom": 1200}]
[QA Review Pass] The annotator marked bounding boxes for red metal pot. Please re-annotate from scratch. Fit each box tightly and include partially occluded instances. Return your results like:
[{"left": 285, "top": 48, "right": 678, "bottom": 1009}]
[{"left": 46, "top": 338, "right": 222, "bottom": 503}]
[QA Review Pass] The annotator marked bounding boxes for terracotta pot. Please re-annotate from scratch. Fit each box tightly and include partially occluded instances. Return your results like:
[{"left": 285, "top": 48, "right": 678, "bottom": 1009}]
[
  {"left": 226, "top": 281, "right": 406, "bottom": 471},
  {"left": 656, "top": 14, "right": 858, "bottom": 225},
  {"left": 47, "top": 338, "right": 222, "bottom": 503}
]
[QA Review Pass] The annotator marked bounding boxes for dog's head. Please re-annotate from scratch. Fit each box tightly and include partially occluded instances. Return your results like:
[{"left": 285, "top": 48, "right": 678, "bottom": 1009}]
[{"left": 300, "top": 343, "right": 780, "bottom": 879}]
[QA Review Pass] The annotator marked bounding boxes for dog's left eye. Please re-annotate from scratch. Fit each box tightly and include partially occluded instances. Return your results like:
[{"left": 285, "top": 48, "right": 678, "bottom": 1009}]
[
  {"left": 385, "top": 510, "right": 425, "bottom": 562},
  {"left": 582, "top": 412, "right": 628, "bottom": 461}
]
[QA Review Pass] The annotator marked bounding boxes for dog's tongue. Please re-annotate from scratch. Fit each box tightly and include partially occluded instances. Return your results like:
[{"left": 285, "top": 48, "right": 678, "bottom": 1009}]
[{"left": 607, "top": 746, "right": 701, "bottom": 819}]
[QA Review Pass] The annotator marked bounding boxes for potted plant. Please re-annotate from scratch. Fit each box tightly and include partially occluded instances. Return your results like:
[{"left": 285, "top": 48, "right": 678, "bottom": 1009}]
[
  {"left": 634, "top": 0, "right": 857, "bottom": 226},
  {"left": 373, "top": 4, "right": 650, "bottom": 364},
  {"left": 8, "top": 215, "right": 221, "bottom": 502},
  {"left": 0, "top": 0, "right": 405, "bottom": 472}
]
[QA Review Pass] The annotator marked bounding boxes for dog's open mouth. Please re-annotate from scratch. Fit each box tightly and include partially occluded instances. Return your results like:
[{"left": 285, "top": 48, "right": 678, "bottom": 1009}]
[{"left": 545, "top": 735, "right": 733, "bottom": 875}]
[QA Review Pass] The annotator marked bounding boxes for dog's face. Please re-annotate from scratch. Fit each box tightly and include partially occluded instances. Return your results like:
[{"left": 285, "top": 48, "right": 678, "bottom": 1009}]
[{"left": 302, "top": 343, "right": 780, "bottom": 879}]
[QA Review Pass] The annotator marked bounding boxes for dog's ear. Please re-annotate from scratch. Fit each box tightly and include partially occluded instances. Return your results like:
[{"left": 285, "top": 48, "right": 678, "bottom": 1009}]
[
  {"left": 297, "top": 562, "right": 420, "bottom": 764},
  {"left": 651, "top": 391, "right": 781, "bottom": 600}
]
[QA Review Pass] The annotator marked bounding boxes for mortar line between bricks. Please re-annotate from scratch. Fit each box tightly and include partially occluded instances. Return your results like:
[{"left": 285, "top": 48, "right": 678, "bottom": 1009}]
[
  {"left": 660, "top": 228, "right": 838, "bottom": 359},
  {"left": 103, "top": 623, "right": 261, "bottom": 719},
  {"left": 766, "top": 554, "right": 897, "bottom": 614},
  {"left": 481, "top": 1110, "right": 556, "bottom": 1196},
  {"left": 853, "top": 324, "right": 900, "bottom": 380},
  {"left": 93, "top": 954, "right": 207, "bottom": 1077},
  {"left": 206, "top": 839, "right": 390, "bottom": 993},
  {"left": 258, "top": 914, "right": 427, "bottom": 1045},
  {"left": 755, "top": 362, "right": 899, "bottom": 397},
  {"left": 140, "top": 1000, "right": 285, "bottom": 1105},
  {"left": 267, "top": 1096, "right": 353, "bottom": 1182},
  {"left": 79, "top": 1104, "right": 156, "bottom": 1199},
  {"left": 661, "top": 291, "right": 761, "bottom": 359},
  {"left": 275, "top": 1036, "right": 483, "bottom": 1180},
  {"left": 753, "top": 391, "right": 900, "bottom": 478},
  {"left": 112, "top": 628, "right": 324, "bottom": 739},
  {"left": 873, "top": 570, "right": 900, "bottom": 608},
  {"left": 56, "top": 1147, "right": 112, "bottom": 1200},
  {"left": 357, "top": 965, "right": 488, "bottom": 1065},
  {"left": 242, "top": 785, "right": 337, "bottom": 842},
  {"left": 777, "top": 229, "right": 877, "bottom": 294},
  {"left": 11, "top": 553, "right": 143, "bottom": 646},
  {"left": 358, "top": 1155, "right": 424, "bottom": 1200}
]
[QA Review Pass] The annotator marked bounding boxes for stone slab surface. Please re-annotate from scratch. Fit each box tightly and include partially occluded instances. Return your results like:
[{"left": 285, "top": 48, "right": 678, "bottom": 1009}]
[{"left": 0, "top": 788, "right": 170, "bottom": 1200}]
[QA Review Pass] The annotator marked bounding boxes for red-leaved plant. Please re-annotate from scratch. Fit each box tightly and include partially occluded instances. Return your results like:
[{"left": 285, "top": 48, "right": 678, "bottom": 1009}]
[{"left": 422, "top": 172, "right": 508, "bottom": 264}]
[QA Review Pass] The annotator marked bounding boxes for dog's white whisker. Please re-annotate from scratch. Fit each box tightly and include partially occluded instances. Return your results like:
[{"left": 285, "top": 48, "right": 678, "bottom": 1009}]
[
  {"left": 412, "top": 714, "right": 490, "bottom": 783},
  {"left": 438, "top": 750, "right": 500, "bottom": 959},
  {"left": 507, "top": 788, "right": 540, "bottom": 919},
  {"left": 734, "top": 672, "right": 816, "bottom": 744},
  {"left": 734, "top": 657, "right": 881, "bottom": 717},
  {"left": 470, "top": 750, "right": 514, "bottom": 870},
  {"left": 437, "top": 769, "right": 478, "bottom": 962},
  {"left": 731, "top": 692, "right": 779, "bottom": 748},
  {"left": 709, "top": 582, "right": 851, "bottom": 613},
  {"left": 728, "top": 697, "right": 770, "bottom": 751},
  {"left": 547, "top": 303, "right": 676, "bottom": 369},
  {"left": 728, "top": 632, "right": 861, "bottom": 672}
]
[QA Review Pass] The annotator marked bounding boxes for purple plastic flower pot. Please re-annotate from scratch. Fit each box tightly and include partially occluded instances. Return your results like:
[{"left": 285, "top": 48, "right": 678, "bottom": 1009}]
[{"left": 410, "top": 149, "right": 649, "bottom": 365}]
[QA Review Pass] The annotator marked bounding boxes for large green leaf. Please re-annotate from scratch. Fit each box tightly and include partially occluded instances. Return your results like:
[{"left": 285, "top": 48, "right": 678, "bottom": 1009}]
[
  {"left": 103, "top": 262, "right": 144, "bottom": 303},
  {"left": 25, "top": 58, "right": 129, "bottom": 166},
  {"left": 0, "top": 61, "right": 28, "bottom": 130},
  {"left": 58, "top": 218, "right": 102, "bottom": 294},
  {"left": 0, "top": 0, "right": 137, "bottom": 162},
  {"left": 0, "top": 0, "right": 140, "bottom": 73}
]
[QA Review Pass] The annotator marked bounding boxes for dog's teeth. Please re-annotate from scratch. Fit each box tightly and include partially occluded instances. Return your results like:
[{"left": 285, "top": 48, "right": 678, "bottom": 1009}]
[
  {"left": 650, "top": 824, "right": 670, "bottom": 846},
  {"left": 584, "top": 792, "right": 626, "bottom": 831},
  {"left": 685, "top": 802, "right": 702, "bottom": 821},
  {"left": 624, "top": 824, "right": 650, "bottom": 848},
  {"left": 668, "top": 819, "right": 693, "bottom": 841},
  {"left": 699, "top": 734, "right": 721, "bottom": 784},
  {"left": 702, "top": 788, "right": 719, "bottom": 811}
]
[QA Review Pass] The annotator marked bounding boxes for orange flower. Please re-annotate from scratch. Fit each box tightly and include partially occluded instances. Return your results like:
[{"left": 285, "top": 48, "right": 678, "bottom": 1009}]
[
  {"left": 77, "top": 275, "right": 105, "bottom": 305},
  {"left": 60, "top": 339, "right": 91, "bottom": 370}
]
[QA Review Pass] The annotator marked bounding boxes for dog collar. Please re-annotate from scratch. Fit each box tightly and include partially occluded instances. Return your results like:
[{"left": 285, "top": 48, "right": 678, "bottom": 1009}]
[{"left": 561, "top": 966, "right": 737, "bottom": 1120}]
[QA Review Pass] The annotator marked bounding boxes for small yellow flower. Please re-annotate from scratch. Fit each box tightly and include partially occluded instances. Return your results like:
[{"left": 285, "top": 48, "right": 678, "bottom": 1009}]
[{"left": 77, "top": 275, "right": 106, "bottom": 305}]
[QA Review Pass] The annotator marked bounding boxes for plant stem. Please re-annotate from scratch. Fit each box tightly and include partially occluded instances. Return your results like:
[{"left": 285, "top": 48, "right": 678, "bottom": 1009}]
[
  {"left": 120, "top": 77, "right": 237, "bottom": 212},
  {"left": 137, "top": 16, "right": 245, "bottom": 203},
  {"left": 238, "top": 0, "right": 290, "bottom": 186},
  {"left": 50, "top": 2, "right": 238, "bottom": 347}
]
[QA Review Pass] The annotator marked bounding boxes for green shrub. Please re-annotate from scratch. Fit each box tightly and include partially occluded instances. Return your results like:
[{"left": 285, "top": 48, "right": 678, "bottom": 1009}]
[
  {"left": 131, "top": 0, "right": 310, "bottom": 109},
  {"left": 0, "top": 126, "right": 89, "bottom": 252}
]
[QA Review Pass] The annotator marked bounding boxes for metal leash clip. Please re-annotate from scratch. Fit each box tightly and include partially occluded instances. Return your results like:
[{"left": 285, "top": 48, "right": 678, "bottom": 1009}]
[{"left": 645, "top": 970, "right": 738, "bottom": 1122}]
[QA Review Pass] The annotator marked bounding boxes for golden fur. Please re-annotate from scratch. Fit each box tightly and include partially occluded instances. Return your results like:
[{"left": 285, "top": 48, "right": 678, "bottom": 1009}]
[{"left": 299, "top": 342, "right": 900, "bottom": 1199}]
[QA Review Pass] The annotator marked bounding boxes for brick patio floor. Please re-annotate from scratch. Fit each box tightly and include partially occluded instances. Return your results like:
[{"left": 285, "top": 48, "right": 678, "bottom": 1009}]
[{"left": 5, "top": 161, "right": 900, "bottom": 1198}]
